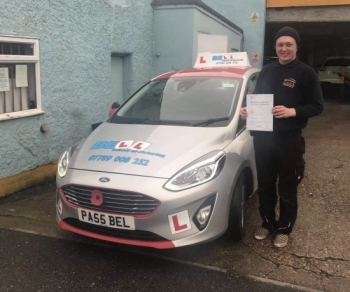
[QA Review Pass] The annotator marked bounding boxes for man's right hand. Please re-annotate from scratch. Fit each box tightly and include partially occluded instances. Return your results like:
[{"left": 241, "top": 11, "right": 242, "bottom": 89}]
[{"left": 240, "top": 107, "right": 248, "bottom": 119}]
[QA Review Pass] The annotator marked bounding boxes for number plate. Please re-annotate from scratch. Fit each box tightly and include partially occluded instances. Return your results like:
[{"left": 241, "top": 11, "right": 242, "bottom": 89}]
[{"left": 78, "top": 208, "right": 135, "bottom": 230}]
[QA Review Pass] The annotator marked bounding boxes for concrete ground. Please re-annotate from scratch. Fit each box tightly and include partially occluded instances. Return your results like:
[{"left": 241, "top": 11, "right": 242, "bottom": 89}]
[
  {"left": 0, "top": 100, "right": 349, "bottom": 292},
  {"left": 1, "top": 229, "right": 312, "bottom": 292}
]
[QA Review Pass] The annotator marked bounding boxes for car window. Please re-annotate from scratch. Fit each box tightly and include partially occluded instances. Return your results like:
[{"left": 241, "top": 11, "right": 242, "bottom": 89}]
[
  {"left": 246, "top": 76, "right": 258, "bottom": 94},
  {"left": 113, "top": 77, "right": 242, "bottom": 127},
  {"left": 324, "top": 58, "right": 350, "bottom": 67},
  {"left": 236, "top": 74, "right": 258, "bottom": 135}
]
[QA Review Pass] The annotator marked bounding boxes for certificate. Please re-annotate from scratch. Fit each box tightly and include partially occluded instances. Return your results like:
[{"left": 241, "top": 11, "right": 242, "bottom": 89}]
[
  {"left": 246, "top": 94, "right": 273, "bottom": 132},
  {"left": 16, "top": 65, "right": 28, "bottom": 87},
  {"left": 0, "top": 68, "right": 10, "bottom": 92}
]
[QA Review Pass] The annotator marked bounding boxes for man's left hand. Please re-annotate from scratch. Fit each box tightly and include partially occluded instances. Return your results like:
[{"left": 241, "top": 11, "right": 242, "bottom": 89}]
[{"left": 272, "top": 106, "right": 296, "bottom": 118}]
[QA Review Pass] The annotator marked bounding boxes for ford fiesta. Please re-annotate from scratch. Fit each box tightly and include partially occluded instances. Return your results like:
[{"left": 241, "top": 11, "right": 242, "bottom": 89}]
[{"left": 56, "top": 52, "right": 259, "bottom": 249}]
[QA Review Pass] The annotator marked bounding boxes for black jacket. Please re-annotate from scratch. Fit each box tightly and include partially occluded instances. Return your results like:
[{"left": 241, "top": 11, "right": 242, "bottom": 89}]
[{"left": 252, "top": 59, "right": 323, "bottom": 133}]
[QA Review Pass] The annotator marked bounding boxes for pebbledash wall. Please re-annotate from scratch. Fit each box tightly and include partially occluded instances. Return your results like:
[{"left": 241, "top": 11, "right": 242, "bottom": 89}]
[
  {"left": 0, "top": 0, "right": 155, "bottom": 196},
  {"left": 0, "top": 0, "right": 266, "bottom": 197}
]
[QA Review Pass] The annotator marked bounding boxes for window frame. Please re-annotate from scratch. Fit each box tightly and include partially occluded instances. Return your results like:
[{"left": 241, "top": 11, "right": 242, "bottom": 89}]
[
  {"left": 236, "top": 73, "right": 259, "bottom": 137},
  {"left": 0, "top": 35, "right": 43, "bottom": 121}
]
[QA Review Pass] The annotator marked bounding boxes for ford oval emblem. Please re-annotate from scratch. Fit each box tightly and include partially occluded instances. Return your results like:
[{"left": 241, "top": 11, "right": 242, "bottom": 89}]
[{"left": 99, "top": 177, "right": 110, "bottom": 183}]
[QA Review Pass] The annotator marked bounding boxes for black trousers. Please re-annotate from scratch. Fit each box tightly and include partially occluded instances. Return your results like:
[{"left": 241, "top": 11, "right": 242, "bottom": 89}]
[{"left": 253, "top": 131, "right": 305, "bottom": 235}]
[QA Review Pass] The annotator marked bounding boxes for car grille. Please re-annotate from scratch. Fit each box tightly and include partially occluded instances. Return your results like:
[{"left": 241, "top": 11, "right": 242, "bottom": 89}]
[
  {"left": 61, "top": 185, "right": 159, "bottom": 215},
  {"left": 63, "top": 218, "right": 167, "bottom": 242}
]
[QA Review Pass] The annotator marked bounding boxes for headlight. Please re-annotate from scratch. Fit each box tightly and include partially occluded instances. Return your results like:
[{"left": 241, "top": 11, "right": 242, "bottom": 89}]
[
  {"left": 58, "top": 150, "right": 70, "bottom": 178},
  {"left": 164, "top": 151, "right": 226, "bottom": 191},
  {"left": 57, "top": 140, "right": 84, "bottom": 178}
]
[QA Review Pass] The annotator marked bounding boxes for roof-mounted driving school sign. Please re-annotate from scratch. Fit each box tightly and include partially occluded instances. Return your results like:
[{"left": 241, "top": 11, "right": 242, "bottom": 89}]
[{"left": 194, "top": 52, "right": 251, "bottom": 68}]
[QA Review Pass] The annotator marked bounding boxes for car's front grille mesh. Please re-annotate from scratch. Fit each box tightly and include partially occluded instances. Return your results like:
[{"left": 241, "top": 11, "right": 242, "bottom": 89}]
[{"left": 61, "top": 185, "right": 159, "bottom": 215}]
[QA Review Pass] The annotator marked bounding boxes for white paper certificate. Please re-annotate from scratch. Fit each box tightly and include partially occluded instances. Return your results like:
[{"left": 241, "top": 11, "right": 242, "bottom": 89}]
[
  {"left": 246, "top": 94, "right": 273, "bottom": 132},
  {"left": 16, "top": 65, "right": 28, "bottom": 87},
  {"left": 0, "top": 68, "right": 10, "bottom": 92}
]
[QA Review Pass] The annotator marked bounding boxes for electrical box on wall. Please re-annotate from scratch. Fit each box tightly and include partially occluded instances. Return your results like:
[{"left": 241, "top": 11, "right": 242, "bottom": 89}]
[{"left": 152, "top": 0, "right": 244, "bottom": 75}]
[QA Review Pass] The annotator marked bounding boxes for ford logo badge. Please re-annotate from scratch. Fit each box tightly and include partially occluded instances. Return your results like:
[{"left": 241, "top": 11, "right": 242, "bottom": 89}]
[{"left": 99, "top": 177, "right": 110, "bottom": 183}]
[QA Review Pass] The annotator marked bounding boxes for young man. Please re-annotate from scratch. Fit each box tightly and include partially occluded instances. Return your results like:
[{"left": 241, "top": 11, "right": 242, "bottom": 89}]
[{"left": 240, "top": 27, "right": 323, "bottom": 247}]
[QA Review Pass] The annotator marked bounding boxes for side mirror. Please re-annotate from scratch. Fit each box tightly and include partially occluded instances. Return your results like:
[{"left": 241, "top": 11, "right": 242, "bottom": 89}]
[
  {"left": 109, "top": 102, "right": 120, "bottom": 116},
  {"left": 111, "top": 102, "right": 120, "bottom": 109}
]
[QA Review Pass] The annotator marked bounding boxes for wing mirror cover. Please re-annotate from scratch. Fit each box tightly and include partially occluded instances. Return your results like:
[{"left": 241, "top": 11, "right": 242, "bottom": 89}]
[{"left": 109, "top": 102, "right": 120, "bottom": 116}]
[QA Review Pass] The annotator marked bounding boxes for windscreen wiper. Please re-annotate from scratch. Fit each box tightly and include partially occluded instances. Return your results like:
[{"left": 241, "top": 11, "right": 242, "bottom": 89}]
[{"left": 192, "top": 117, "right": 230, "bottom": 127}]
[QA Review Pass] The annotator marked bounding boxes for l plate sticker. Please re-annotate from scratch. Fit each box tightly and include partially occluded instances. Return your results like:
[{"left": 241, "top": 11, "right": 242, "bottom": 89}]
[{"left": 168, "top": 210, "right": 192, "bottom": 234}]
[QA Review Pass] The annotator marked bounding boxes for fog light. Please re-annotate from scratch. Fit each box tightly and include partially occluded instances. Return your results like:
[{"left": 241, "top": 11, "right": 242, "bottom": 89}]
[
  {"left": 192, "top": 193, "right": 216, "bottom": 231},
  {"left": 196, "top": 205, "right": 212, "bottom": 225}
]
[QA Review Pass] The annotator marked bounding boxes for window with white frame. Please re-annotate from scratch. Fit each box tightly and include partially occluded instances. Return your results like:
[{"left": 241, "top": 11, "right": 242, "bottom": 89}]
[{"left": 0, "top": 35, "right": 42, "bottom": 121}]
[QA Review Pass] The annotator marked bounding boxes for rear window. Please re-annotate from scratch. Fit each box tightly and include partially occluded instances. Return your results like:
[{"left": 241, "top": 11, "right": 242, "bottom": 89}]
[{"left": 324, "top": 58, "right": 350, "bottom": 67}]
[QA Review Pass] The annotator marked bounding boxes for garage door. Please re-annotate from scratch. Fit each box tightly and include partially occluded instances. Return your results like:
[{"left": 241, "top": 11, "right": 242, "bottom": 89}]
[
  {"left": 264, "top": 5, "right": 350, "bottom": 99},
  {"left": 265, "top": 6, "right": 350, "bottom": 68}
]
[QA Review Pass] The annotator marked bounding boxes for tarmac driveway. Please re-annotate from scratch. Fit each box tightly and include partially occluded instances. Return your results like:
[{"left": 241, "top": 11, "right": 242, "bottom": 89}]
[{"left": 0, "top": 100, "right": 349, "bottom": 292}]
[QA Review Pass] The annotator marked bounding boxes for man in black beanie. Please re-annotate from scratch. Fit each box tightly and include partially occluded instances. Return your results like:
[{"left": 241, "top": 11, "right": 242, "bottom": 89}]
[{"left": 240, "top": 27, "right": 323, "bottom": 247}]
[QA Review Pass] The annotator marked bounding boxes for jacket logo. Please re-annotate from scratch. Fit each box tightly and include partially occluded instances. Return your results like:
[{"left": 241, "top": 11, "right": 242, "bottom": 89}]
[{"left": 283, "top": 78, "right": 296, "bottom": 88}]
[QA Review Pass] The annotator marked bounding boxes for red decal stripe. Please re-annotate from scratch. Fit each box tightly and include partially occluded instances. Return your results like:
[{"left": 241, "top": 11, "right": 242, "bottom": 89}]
[{"left": 59, "top": 220, "right": 175, "bottom": 249}]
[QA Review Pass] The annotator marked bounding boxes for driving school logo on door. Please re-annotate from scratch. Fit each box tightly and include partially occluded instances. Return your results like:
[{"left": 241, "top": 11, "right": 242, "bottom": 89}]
[{"left": 283, "top": 78, "right": 296, "bottom": 88}]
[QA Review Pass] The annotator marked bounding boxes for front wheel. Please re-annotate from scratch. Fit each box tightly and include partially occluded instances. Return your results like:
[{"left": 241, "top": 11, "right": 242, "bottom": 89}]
[{"left": 223, "top": 174, "right": 247, "bottom": 242}]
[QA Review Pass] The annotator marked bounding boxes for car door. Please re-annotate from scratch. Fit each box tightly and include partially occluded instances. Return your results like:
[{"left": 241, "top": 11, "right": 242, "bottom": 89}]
[
  {"left": 235, "top": 73, "right": 259, "bottom": 192},
  {"left": 224, "top": 72, "right": 259, "bottom": 185}
]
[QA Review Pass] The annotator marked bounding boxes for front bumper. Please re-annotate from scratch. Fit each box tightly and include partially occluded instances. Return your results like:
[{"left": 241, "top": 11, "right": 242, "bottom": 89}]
[{"left": 56, "top": 169, "right": 234, "bottom": 249}]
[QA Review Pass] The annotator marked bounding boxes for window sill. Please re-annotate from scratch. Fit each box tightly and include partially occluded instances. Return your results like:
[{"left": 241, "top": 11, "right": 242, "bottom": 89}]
[{"left": 0, "top": 109, "right": 45, "bottom": 121}]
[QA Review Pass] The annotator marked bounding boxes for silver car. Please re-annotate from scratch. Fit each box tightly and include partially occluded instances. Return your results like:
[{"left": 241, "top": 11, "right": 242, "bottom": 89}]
[{"left": 56, "top": 53, "right": 259, "bottom": 249}]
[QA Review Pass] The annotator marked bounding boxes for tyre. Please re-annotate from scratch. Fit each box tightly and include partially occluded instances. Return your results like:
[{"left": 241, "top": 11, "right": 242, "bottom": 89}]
[{"left": 223, "top": 174, "right": 247, "bottom": 242}]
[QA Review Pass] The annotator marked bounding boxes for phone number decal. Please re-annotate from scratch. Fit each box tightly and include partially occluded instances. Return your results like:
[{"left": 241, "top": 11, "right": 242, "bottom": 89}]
[{"left": 88, "top": 155, "right": 149, "bottom": 166}]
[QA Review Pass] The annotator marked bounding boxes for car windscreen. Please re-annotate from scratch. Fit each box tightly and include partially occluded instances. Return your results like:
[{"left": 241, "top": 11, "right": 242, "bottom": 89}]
[
  {"left": 324, "top": 58, "right": 350, "bottom": 67},
  {"left": 109, "top": 77, "right": 242, "bottom": 127}
]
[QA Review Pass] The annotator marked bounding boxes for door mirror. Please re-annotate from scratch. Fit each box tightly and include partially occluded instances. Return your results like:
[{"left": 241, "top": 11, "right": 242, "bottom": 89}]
[
  {"left": 109, "top": 102, "right": 120, "bottom": 116},
  {"left": 111, "top": 102, "right": 120, "bottom": 109}
]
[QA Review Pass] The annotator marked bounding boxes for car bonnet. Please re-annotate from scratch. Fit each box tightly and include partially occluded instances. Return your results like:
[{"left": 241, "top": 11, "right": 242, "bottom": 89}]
[{"left": 69, "top": 122, "right": 232, "bottom": 178}]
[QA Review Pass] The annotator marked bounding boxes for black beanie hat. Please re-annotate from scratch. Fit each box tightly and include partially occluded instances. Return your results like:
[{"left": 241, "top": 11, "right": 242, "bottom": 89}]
[{"left": 274, "top": 27, "right": 301, "bottom": 48}]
